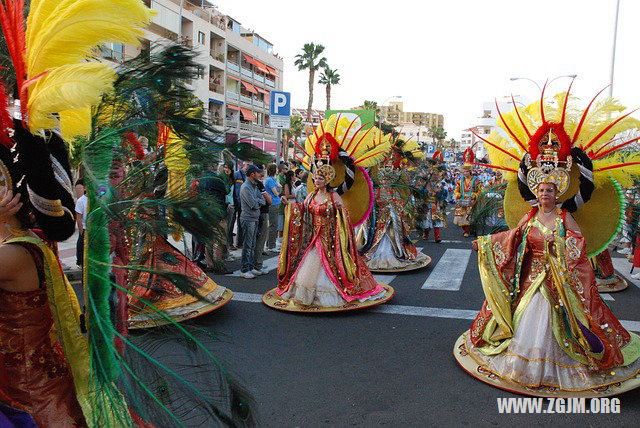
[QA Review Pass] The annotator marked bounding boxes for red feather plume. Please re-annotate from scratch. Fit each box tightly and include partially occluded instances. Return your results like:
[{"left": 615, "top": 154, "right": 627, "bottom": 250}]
[
  {"left": 0, "top": 79, "right": 14, "bottom": 147},
  {"left": 125, "top": 132, "right": 145, "bottom": 160},
  {"left": 0, "top": 0, "right": 26, "bottom": 118}
]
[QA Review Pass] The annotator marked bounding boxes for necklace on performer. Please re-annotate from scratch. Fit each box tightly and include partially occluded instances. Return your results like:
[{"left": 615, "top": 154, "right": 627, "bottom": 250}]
[{"left": 541, "top": 207, "right": 556, "bottom": 218}]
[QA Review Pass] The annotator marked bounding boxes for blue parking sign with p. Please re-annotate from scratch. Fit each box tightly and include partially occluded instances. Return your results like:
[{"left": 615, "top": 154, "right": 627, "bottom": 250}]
[{"left": 270, "top": 91, "right": 290, "bottom": 116}]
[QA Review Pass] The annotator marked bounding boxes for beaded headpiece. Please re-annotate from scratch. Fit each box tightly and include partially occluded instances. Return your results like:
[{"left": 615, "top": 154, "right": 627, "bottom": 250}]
[
  {"left": 524, "top": 130, "right": 571, "bottom": 196},
  {"left": 310, "top": 136, "right": 336, "bottom": 183},
  {"left": 461, "top": 148, "right": 474, "bottom": 170}
]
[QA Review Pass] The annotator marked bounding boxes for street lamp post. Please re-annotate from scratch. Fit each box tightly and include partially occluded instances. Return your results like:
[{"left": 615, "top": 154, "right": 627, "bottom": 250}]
[
  {"left": 510, "top": 75, "right": 577, "bottom": 94},
  {"left": 378, "top": 95, "right": 402, "bottom": 130},
  {"left": 609, "top": 0, "right": 621, "bottom": 98}
]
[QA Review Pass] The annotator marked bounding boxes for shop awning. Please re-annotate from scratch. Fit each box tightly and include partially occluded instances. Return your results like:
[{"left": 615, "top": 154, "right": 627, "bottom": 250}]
[
  {"left": 241, "top": 53, "right": 255, "bottom": 66},
  {"left": 266, "top": 65, "right": 279, "bottom": 77},
  {"left": 254, "top": 86, "right": 269, "bottom": 95},
  {"left": 240, "top": 108, "right": 256, "bottom": 121},
  {"left": 227, "top": 104, "right": 240, "bottom": 111},
  {"left": 241, "top": 81, "right": 258, "bottom": 94},
  {"left": 253, "top": 59, "right": 269, "bottom": 74}
]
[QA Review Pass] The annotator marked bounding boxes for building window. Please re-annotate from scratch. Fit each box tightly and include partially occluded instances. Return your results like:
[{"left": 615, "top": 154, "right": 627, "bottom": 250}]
[
  {"left": 198, "top": 31, "right": 205, "bottom": 45},
  {"left": 150, "top": 1, "right": 180, "bottom": 34},
  {"left": 196, "top": 65, "right": 205, "bottom": 79}
]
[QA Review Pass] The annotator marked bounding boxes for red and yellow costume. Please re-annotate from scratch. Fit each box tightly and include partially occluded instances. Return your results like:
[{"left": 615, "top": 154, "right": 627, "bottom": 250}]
[
  {"left": 0, "top": 236, "right": 88, "bottom": 427},
  {"left": 466, "top": 210, "right": 640, "bottom": 390},
  {"left": 455, "top": 82, "right": 640, "bottom": 396},
  {"left": 277, "top": 192, "right": 383, "bottom": 305},
  {"left": 454, "top": 149, "right": 480, "bottom": 236},
  {"left": 264, "top": 114, "right": 395, "bottom": 311}
]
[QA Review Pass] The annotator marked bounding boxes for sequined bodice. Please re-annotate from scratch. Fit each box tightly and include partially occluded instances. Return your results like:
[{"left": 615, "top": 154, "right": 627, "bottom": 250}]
[{"left": 309, "top": 196, "right": 333, "bottom": 230}]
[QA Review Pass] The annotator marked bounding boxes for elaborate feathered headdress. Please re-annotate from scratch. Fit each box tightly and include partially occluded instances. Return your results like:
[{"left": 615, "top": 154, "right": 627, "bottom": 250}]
[
  {"left": 299, "top": 114, "right": 391, "bottom": 225},
  {"left": 461, "top": 148, "right": 475, "bottom": 170},
  {"left": 473, "top": 79, "right": 640, "bottom": 256}
]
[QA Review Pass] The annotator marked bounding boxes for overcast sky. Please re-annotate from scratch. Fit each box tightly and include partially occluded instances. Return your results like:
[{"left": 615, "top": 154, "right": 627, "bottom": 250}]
[{"left": 217, "top": 0, "right": 639, "bottom": 139}]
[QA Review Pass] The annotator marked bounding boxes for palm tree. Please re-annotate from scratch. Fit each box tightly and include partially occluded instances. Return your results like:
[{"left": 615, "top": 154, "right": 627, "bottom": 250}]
[
  {"left": 284, "top": 114, "right": 304, "bottom": 161},
  {"left": 428, "top": 126, "right": 448, "bottom": 150},
  {"left": 294, "top": 43, "right": 327, "bottom": 121},
  {"left": 318, "top": 66, "right": 340, "bottom": 110}
]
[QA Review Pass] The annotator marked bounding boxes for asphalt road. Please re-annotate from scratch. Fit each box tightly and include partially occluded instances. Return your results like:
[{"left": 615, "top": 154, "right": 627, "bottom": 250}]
[{"left": 177, "top": 211, "right": 640, "bottom": 427}]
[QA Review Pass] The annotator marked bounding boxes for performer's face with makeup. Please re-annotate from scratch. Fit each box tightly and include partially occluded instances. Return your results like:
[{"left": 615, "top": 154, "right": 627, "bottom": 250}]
[
  {"left": 314, "top": 174, "right": 326, "bottom": 189},
  {"left": 537, "top": 182, "right": 557, "bottom": 205}
]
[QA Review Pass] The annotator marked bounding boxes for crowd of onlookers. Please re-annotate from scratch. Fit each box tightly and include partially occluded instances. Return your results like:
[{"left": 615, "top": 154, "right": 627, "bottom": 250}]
[{"left": 194, "top": 159, "right": 308, "bottom": 279}]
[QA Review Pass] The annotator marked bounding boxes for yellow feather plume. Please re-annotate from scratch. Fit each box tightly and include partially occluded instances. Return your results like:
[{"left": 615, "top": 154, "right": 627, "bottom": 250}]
[
  {"left": 25, "top": 0, "right": 153, "bottom": 137},
  {"left": 593, "top": 150, "right": 640, "bottom": 188},
  {"left": 354, "top": 140, "right": 392, "bottom": 167},
  {"left": 59, "top": 107, "right": 91, "bottom": 140},
  {"left": 27, "top": 63, "right": 117, "bottom": 134},
  {"left": 27, "top": 0, "right": 152, "bottom": 77}
]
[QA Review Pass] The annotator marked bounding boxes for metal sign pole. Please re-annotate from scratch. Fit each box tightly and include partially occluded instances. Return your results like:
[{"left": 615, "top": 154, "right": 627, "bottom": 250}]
[{"left": 276, "top": 128, "right": 282, "bottom": 163}]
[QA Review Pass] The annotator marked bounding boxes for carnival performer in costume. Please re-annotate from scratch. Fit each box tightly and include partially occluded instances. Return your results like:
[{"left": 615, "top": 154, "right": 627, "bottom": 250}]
[
  {"left": 420, "top": 151, "right": 448, "bottom": 243},
  {"left": 263, "top": 115, "right": 395, "bottom": 312},
  {"left": 359, "top": 137, "right": 431, "bottom": 271},
  {"left": 454, "top": 149, "right": 480, "bottom": 237},
  {"left": 454, "top": 82, "right": 640, "bottom": 397},
  {"left": 1, "top": 0, "right": 258, "bottom": 423},
  {"left": 0, "top": 1, "right": 156, "bottom": 425},
  {"left": 590, "top": 249, "right": 628, "bottom": 293}
]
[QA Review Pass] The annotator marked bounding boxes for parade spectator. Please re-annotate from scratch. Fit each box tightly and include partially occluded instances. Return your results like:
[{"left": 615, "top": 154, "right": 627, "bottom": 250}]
[
  {"left": 279, "top": 170, "right": 296, "bottom": 207},
  {"left": 264, "top": 163, "right": 280, "bottom": 250},
  {"left": 294, "top": 170, "right": 309, "bottom": 203},
  {"left": 253, "top": 163, "right": 272, "bottom": 274},
  {"left": 239, "top": 164, "right": 268, "bottom": 279},
  {"left": 232, "top": 160, "right": 252, "bottom": 248},
  {"left": 276, "top": 162, "right": 289, "bottom": 246},
  {"left": 222, "top": 160, "right": 235, "bottom": 257},
  {"left": 74, "top": 179, "right": 87, "bottom": 268},
  {"left": 198, "top": 164, "right": 232, "bottom": 274}
]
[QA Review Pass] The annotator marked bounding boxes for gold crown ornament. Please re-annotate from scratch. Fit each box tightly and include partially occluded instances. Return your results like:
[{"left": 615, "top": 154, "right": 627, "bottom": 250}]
[
  {"left": 524, "top": 131, "right": 571, "bottom": 196},
  {"left": 310, "top": 137, "right": 336, "bottom": 183}
]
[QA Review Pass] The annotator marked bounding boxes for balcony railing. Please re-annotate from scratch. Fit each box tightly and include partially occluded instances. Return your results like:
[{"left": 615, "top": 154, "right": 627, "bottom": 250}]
[
  {"left": 253, "top": 100, "right": 263, "bottom": 108},
  {"left": 210, "top": 51, "right": 225, "bottom": 63},
  {"left": 240, "top": 94, "right": 252, "bottom": 105},
  {"left": 265, "top": 77, "right": 275, "bottom": 87},
  {"left": 209, "top": 84, "right": 224, "bottom": 94},
  {"left": 227, "top": 61, "right": 239, "bottom": 72},
  {"left": 226, "top": 91, "right": 239, "bottom": 100},
  {"left": 209, "top": 117, "right": 224, "bottom": 127},
  {"left": 240, "top": 122, "right": 253, "bottom": 132},
  {"left": 253, "top": 73, "right": 264, "bottom": 83},
  {"left": 241, "top": 67, "right": 253, "bottom": 78}
]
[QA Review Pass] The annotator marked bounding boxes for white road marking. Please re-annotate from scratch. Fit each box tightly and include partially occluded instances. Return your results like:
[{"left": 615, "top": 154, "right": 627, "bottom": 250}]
[
  {"left": 233, "top": 292, "right": 264, "bottom": 303},
  {"left": 600, "top": 293, "right": 615, "bottom": 301},
  {"left": 611, "top": 257, "right": 640, "bottom": 289},
  {"left": 371, "top": 247, "right": 423, "bottom": 285},
  {"left": 421, "top": 248, "right": 472, "bottom": 291},
  {"left": 229, "top": 292, "right": 640, "bottom": 332}
]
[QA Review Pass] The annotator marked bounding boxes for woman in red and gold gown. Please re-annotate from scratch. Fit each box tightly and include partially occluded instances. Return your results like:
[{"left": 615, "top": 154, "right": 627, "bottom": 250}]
[
  {"left": 277, "top": 172, "right": 386, "bottom": 307},
  {"left": 465, "top": 183, "right": 640, "bottom": 391}
]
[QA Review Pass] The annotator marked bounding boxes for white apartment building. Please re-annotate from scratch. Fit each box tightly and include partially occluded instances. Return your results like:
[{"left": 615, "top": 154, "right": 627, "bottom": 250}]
[
  {"left": 109, "top": 0, "right": 284, "bottom": 154},
  {"left": 394, "top": 122, "right": 434, "bottom": 144},
  {"left": 461, "top": 95, "right": 528, "bottom": 161}
]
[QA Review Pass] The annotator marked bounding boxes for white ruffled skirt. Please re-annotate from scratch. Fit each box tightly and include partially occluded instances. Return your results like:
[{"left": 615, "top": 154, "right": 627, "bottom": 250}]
[{"left": 467, "top": 290, "right": 640, "bottom": 390}]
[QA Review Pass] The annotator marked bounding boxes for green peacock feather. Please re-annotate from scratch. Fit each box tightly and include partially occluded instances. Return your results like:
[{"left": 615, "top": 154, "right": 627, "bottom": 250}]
[{"left": 80, "top": 43, "right": 259, "bottom": 426}]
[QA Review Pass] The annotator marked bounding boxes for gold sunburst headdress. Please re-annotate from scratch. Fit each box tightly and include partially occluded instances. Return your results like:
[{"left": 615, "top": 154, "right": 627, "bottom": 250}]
[
  {"left": 472, "top": 79, "right": 640, "bottom": 256},
  {"left": 295, "top": 114, "right": 391, "bottom": 225}
]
